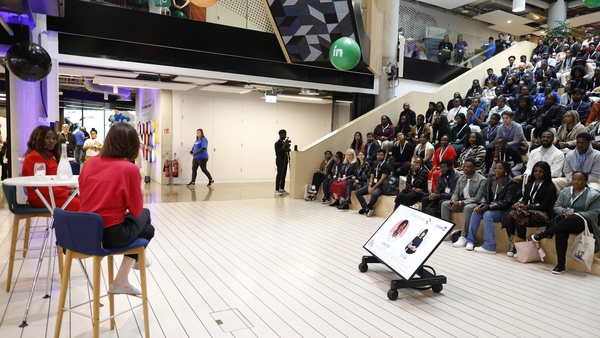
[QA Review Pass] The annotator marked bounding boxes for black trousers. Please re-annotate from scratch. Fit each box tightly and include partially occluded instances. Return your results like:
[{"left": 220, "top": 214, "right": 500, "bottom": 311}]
[
  {"left": 275, "top": 159, "right": 288, "bottom": 190},
  {"left": 544, "top": 215, "right": 588, "bottom": 267},
  {"left": 311, "top": 172, "right": 326, "bottom": 193},
  {"left": 504, "top": 213, "right": 531, "bottom": 240},
  {"left": 394, "top": 189, "right": 423, "bottom": 210},
  {"left": 322, "top": 177, "right": 335, "bottom": 199},
  {"left": 192, "top": 158, "right": 213, "bottom": 183},
  {"left": 103, "top": 208, "right": 155, "bottom": 261}
]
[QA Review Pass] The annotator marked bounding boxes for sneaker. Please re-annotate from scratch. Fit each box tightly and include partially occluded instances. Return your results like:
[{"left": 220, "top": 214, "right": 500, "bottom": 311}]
[
  {"left": 358, "top": 208, "right": 366, "bottom": 214},
  {"left": 321, "top": 198, "right": 330, "bottom": 204},
  {"left": 453, "top": 236, "right": 467, "bottom": 248},
  {"left": 552, "top": 265, "right": 565, "bottom": 275},
  {"left": 279, "top": 189, "right": 288, "bottom": 194},
  {"left": 186, "top": 182, "right": 195, "bottom": 187},
  {"left": 507, "top": 243, "right": 515, "bottom": 257},
  {"left": 465, "top": 242, "right": 474, "bottom": 251},
  {"left": 133, "top": 254, "right": 153, "bottom": 270},
  {"left": 274, "top": 190, "right": 283, "bottom": 196},
  {"left": 329, "top": 200, "right": 340, "bottom": 207},
  {"left": 513, "top": 253, "right": 518, "bottom": 259},
  {"left": 531, "top": 233, "right": 544, "bottom": 243},
  {"left": 474, "top": 246, "right": 496, "bottom": 254},
  {"left": 366, "top": 209, "right": 374, "bottom": 217},
  {"left": 337, "top": 203, "right": 349, "bottom": 210},
  {"left": 207, "top": 180, "right": 214, "bottom": 186}
]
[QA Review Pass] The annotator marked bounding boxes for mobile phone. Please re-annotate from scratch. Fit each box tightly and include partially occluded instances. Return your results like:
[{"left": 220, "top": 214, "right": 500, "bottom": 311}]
[{"left": 450, "top": 201, "right": 455, "bottom": 207}]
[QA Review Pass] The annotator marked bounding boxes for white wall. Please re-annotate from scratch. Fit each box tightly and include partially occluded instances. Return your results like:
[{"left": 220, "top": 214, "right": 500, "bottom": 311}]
[
  {"left": 172, "top": 91, "right": 332, "bottom": 184},
  {"left": 394, "top": 79, "right": 441, "bottom": 98}
]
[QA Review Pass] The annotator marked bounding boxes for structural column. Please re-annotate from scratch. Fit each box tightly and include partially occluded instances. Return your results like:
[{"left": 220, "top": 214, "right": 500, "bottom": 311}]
[
  {"left": 375, "top": 0, "right": 399, "bottom": 107},
  {"left": 548, "top": 0, "right": 567, "bottom": 29}
]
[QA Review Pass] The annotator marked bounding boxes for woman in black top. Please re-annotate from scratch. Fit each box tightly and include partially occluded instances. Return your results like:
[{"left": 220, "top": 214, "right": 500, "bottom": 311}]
[
  {"left": 504, "top": 161, "right": 557, "bottom": 256},
  {"left": 447, "top": 92, "right": 464, "bottom": 113},
  {"left": 425, "top": 101, "right": 436, "bottom": 125},
  {"left": 514, "top": 95, "right": 536, "bottom": 126},
  {"left": 388, "top": 132, "right": 415, "bottom": 177},
  {"left": 339, "top": 150, "right": 371, "bottom": 209},
  {"left": 450, "top": 113, "right": 471, "bottom": 154},
  {"left": 397, "top": 115, "right": 412, "bottom": 138},
  {"left": 432, "top": 115, "right": 450, "bottom": 149},
  {"left": 405, "top": 229, "right": 429, "bottom": 254}
]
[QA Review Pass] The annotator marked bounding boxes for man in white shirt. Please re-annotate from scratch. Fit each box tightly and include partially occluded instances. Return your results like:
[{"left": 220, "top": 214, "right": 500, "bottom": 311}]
[
  {"left": 515, "top": 131, "right": 564, "bottom": 186},
  {"left": 447, "top": 98, "right": 465, "bottom": 125}
]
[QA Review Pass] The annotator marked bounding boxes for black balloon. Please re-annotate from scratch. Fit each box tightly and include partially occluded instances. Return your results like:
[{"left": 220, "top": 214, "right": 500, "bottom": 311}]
[{"left": 6, "top": 42, "right": 52, "bottom": 82}]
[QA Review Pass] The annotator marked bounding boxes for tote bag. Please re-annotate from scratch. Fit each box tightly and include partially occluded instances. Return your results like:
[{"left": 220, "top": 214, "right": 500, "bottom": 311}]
[
  {"left": 571, "top": 214, "right": 595, "bottom": 270},
  {"left": 514, "top": 240, "right": 542, "bottom": 263}
]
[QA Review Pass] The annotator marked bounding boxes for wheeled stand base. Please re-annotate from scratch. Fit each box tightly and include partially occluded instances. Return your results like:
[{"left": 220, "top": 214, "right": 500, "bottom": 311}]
[{"left": 358, "top": 255, "right": 447, "bottom": 300}]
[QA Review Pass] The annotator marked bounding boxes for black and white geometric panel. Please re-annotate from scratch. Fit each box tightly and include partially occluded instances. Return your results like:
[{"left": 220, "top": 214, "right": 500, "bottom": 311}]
[{"left": 266, "top": 0, "right": 357, "bottom": 63}]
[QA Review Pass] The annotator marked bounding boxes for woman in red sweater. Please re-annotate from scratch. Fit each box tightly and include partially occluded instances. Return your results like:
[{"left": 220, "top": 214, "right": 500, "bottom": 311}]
[
  {"left": 22, "top": 126, "right": 80, "bottom": 211},
  {"left": 79, "top": 123, "right": 154, "bottom": 295},
  {"left": 428, "top": 135, "right": 456, "bottom": 192}
]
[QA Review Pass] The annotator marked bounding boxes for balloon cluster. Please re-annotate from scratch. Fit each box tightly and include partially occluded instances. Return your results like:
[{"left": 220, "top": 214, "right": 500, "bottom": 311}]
[
  {"left": 584, "top": 0, "right": 600, "bottom": 8},
  {"left": 329, "top": 37, "right": 361, "bottom": 71},
  {"left": 113, "top": 112, "right": 131, "bottom": 123}
]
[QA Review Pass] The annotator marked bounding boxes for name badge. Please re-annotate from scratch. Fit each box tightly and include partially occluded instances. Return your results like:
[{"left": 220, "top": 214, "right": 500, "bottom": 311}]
[
  {"left": 374, "top": 178, "right": 378, "bottom": 184},
  {"left": 445, "top": 187, "right": 451, "bottom": 194},
  {"left": 595, "top": 135, "right": 600, "bottom": 141}
]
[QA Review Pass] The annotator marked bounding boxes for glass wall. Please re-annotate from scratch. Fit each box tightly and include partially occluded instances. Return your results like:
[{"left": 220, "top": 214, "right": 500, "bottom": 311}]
[{"left": 63, "top": 109, "right": 136, "bottom": 140}]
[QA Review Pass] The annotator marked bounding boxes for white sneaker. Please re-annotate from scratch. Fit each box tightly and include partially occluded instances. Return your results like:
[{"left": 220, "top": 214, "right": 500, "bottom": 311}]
[
  {"left": 506, "top": 251, "right": 515, "bottom": 257},
  {"left": 474, "top": 246, "right": 496, "bottom": 254},
  {"left": 279, "top": 189, "right": 288, "bottom": 194},
  {"left": 453, "top": 236, "right": 467, "bottom": 248},
  {"left": 513, "top": 254, "right": 518, "bottom": 259},
  {"left": 465, "top": 242, "right": 474, "bottom": 251},
  {"left": 133, "top": 252, "right": 153, "bottom": 270},
  {"left": 274, "top": 190, "right": 283, "bottom": 196}
]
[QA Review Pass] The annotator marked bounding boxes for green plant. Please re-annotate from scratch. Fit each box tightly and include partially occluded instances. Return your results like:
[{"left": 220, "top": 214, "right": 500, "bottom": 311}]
[{"left": 543, "top": 20, "right": 573, "bottom": 42}]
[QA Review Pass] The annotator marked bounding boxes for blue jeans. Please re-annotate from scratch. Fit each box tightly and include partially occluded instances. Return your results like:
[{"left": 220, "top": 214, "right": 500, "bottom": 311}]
[{"left": 467, "top": 209, "right": 501, "bottom": 251}]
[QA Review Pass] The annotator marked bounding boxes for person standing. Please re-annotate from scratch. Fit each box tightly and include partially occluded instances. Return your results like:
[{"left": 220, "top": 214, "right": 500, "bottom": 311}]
[
  {"left": 274, "top": 129, "right": 290, "bottom": 196},
  {"left": 59, "top": 123, "right": 76, "bottom": 158},
  {"left": 187, "top": 128, "right": 214, "bottom": 188},
  {"left": 73, "top": 127, "right": 86, "bottom": 163}
]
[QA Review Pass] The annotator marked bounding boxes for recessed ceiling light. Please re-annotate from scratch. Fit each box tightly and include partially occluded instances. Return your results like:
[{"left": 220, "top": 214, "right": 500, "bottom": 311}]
[{"left": 507, "top": 20, "right": 512, "bottom": 24}]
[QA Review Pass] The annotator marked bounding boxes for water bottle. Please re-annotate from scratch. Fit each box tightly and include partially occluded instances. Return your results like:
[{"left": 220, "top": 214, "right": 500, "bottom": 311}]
[{"left": 56, "top": 143, "right": 73, "bottom": 179}]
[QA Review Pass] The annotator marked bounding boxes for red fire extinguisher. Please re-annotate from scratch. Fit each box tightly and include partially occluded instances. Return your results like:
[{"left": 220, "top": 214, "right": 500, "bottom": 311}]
[
  {"left": 163, "top": 152, "right": 171, "bottom": 177},
  {"left": 172, "top": 153, "right": 179, "bottom": 178}
]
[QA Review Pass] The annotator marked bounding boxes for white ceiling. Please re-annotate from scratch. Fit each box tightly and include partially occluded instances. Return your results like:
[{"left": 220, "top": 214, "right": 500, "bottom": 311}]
[
  {"left": 417, "top": 0, "right": 474, "bottom": 10},
  {"left": 474, "top": 10, "right": 537, "bottom": 36}
]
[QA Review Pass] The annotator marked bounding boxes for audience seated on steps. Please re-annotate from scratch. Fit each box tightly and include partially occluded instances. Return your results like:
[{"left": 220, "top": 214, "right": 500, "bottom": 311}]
[
  {"left": 465, "top": 98, "right": 485, "bottom": 133},
  {"left": 504, "top": 161, "right": 557, "bottom": 258},
  {"left": 565, "top": 88, "right": 591, "bottom": 123},
  {"left": 429, "top": 135, "right": 456, "bottom": 192},
  {"left": 304, "top": 150, "right": 332, "bottom": 200},
  {"left": 489, "top": 137, "right": 523, "bottom": 178},
  {"left": 393, "top": 157, "right": 429, "bottom": 211},
  {"left": 397, "top": 102, "right": 417, "bottom": 127},
  {"left": 432, "top": 101, "right": 448, "bottom": 127},
  {"left": 328, "top": 149, "right": 357, "bottom": 208},
  {"left": 554, "top": 110, "right": 587, "bottom": 154},
  {"left": 531, "top": 172, "right": 600, "bottom": 274},
  {"left": 410, "top": 114, "right": 431, "bottom": 144},
  {"left": 338, "top": 150, "right": 371, "bottom": 210},
  {"left": 486, "top": 95, "right": 511, "bottom": 123},
  {"left": 528, "top": 115, "right": 556, "bottom": 152},
  {"left": 514, "top": 131, "right": 564, "bottom": 186},
  {"left": 413, "top": 133, "right": 435, "bottom": 171},
  {"left": 321, "top": 151, "right": 344, "bottom": 204},
  {"left": 555, "top": 132, "right": 600, "bottom": 191},
  {"left": 422, "top": 159, "right": 458, "bottom": 218},
  {"left": 456, "top": 132, "right": 486, "bottom": 175},
  {"left": 431, "top": 115, "right": 450, "bottom": 149},
  {"left": 466, "top": 161, "right": 518, "bottom": 254},
  {"left": 424, "top": 102, "right": 436, "bottom": 126},
  {"left": 350, "top": 132, "right": 365, "bottom": 155},
  {"left": 447, "top": 97, "right": 466, "bottom": 126},
  {"left": 482, "top": 113, "right": 501, "bottom": 168},
  {"left": 355, "top": 149, "right": 392, "bottom": 217},
  {"left": 497, "top": 110, "right": 526, "bottom": 155},
  {"left": 388, "top": 132, "right": 414, "bottom": 177},
  {"left": 445, "top": 159, "right": 488, "bottom": 248},
  {"left": 364, "top": 132, "right": 381, "bottom": 168},
  {"left": 449, "top": 113, "right": 470, "bottom": 154},
  {"left": 373, "top": 115, "right": 395, "bottom": 157}
]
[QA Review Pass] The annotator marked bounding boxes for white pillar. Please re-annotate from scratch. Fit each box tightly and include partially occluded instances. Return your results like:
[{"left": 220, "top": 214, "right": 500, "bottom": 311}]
[
  {"left": 375, "top": 0, "right": 399, "bottom": 107},
  {"left": 548, "top": 0, "right": 567, "bottom": 29}
]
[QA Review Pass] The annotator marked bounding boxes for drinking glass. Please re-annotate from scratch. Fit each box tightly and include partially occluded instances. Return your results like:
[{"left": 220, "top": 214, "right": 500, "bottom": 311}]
[{"left": 34, "top": 163, "right": 46, "bottom": 179}]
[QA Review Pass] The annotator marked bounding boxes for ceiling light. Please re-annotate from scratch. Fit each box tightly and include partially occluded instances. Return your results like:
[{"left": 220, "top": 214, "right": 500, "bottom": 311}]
[
  {"left": 278, "top": 94, "right": 323, "bottom": 101},
  {"left": 59, "top": 65, "right": 138, "bottom": 78},
  {"left": 512, "top": 0, "right": 526, "bottom": 12},
  {"left": 104, "top": 93, "right": 108, "bottom": 100},
  {"left": 507, "top": 20, "right": 512, "bottom": 23},
  {"left": 113, "top": 86, "right": 118, "bottom": 94},
  {"left": 299, "top": 88, "right": 320, "bottom": 96},
  {"left": 199, "top": 84, "right": 253, "bottom": 94},
  {"left": 94, "top": 76, "right": 197, "bottom": 91}
]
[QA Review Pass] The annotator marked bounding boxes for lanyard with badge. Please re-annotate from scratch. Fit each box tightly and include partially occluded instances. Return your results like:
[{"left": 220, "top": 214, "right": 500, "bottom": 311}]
[
  {"left": 443, "top": 175, "right": 453, "bottom": 194},
  {"left": 374, "top": 163, "right": 382, "bottom": 184},
  {"left": 576, "top": 151, "right": 587, "bottom": 171},
  {"left": 530, "top": 182, "right": 542, "bottom": 203},
  {"left": 569, "top": 186, "right": 586, "bottom": 211},
  {"left": 502, "top": 124, "right": 513, "bottom": 138}
]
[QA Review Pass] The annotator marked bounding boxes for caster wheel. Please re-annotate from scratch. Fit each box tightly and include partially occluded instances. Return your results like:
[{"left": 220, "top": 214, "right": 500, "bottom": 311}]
[
  {"left": 387, "top": 289, "right": 398, "bottom": 300},
  {"left": 432, "top": 284, "right": 443, "bottom": 293},
  {"left": 358, "top": 263, "right": 368, "bottom": 272}
]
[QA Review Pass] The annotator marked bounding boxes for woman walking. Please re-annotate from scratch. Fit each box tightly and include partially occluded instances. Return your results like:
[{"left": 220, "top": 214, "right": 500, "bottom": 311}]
[{"left": 187, "top": 129, "right": 214, "bottom": 187}]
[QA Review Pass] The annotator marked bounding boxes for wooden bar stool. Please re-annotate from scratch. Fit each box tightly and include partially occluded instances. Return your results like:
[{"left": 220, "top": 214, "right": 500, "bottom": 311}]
[
  {"left": 2, "top": 184, "right": 51, "bottom": 292},
  {"left": 53, "top": 209, "right": 150, "bottom": 338}
]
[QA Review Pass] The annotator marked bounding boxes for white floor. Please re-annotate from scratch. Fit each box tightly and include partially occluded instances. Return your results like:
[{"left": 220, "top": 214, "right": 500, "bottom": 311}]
[{"left": 1, "top": 187, "right": 600, "bottom": 337}]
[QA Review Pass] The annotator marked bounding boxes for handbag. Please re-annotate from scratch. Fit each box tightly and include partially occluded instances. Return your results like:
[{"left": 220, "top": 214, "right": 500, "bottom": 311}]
[
  {"left": 508, "top": 206, "right": 550, "bottom": 227},
  {"left": 514, "top": 239, "right": 543, "bottom": 263},
  {"left": 571, "top": 214, "right": 595, "bottom": 270},
  {"left": 380, "top": 175, "right": 399, "bottom": 195}
]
